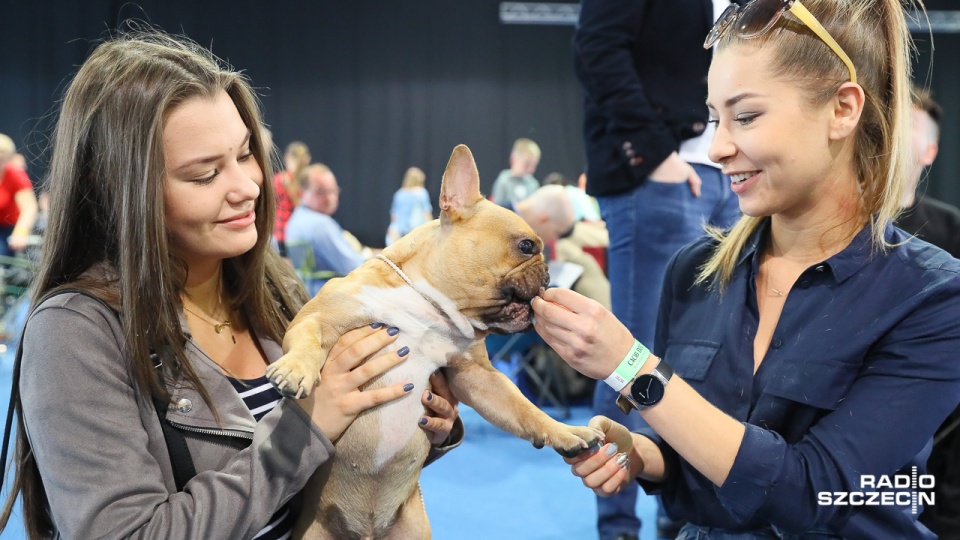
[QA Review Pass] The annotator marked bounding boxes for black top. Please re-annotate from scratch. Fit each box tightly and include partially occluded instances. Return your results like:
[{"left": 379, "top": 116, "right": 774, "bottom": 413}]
[
  {"left": 895, "top": 196, "right": 960, "bottom": 258},
  {"left": 573, "top": 0, "right": 744, "bottom": 196}
]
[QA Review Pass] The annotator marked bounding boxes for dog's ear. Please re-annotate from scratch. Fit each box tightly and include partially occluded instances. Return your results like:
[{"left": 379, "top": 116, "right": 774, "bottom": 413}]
[{"left": 439, "top": 145, "right": 483, "bottom": 217}]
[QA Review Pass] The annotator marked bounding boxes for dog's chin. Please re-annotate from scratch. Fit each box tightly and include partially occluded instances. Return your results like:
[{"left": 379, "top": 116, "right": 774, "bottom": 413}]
[{"left": 485, "top": 300, "right": 534, "bottom": 335}]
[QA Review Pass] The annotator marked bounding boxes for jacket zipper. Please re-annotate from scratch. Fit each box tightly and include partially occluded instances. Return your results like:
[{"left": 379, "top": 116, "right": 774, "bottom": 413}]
[{"left": 167, "top": 421, "right": 253, "bottom": 442}]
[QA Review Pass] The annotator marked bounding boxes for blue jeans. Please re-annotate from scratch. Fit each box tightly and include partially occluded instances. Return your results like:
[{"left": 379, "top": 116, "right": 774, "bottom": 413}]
[
  {"left": 593, "top": 164, "right": 741, "bottom": 540},
  {"left": 676, "top": 523, "right": 842, "bottom": 540}
]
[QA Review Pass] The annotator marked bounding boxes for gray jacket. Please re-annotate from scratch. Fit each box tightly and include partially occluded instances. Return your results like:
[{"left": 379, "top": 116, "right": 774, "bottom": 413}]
[{"left": 20, "top": 291, "right": 333, "bottom": 539}]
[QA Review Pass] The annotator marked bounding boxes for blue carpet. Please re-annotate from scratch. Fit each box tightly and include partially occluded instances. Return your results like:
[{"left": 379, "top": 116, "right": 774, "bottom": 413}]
[{"left": 0, "top": 354, "right": 659, "bottom": 540}]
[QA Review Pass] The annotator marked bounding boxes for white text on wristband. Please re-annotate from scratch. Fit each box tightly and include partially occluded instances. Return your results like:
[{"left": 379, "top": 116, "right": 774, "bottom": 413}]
[{"left": 603, "top": 339, "right": 651, "bottom": 392}]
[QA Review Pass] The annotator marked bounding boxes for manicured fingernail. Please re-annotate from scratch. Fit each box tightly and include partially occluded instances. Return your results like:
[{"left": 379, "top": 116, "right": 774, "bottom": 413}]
[
  {"left": 403, "top": 383, "right": 414, "bottom": 392},
  {"left": 426, "top": 392, "right": 433, "bottom": 401},
  {"left": 397, "top": 346, "right": 410, "bottom": 357},
  {"left": 387, "top": 326, "right": 400, "bottom": 336},
  {"left": 419, "top": 417, "right": 428, "bottom": 425},
  {"left": 370, "top": 322, "right": 383, "bottom": 329},
  {"left": 605, "top": 443, "right": 618, "bottom": 455},
  {"left": 616, "top": 452, "right": 629, "bottom": 468}
]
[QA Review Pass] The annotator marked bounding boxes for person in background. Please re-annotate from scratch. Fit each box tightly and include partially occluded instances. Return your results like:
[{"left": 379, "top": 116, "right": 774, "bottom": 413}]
[
  {"left": 0, "top": 134, "right": 38, "bottom": 258},
  {"left": 514, "top": 185, "right": 611, "bottom": 311},
  {"left": 272, "top": 141, "right": 311, "bottom": 257},
  {"left": 538, "top": 0, "right": 959, "bottom": 537},
  {"left": 285, "top": 163, "right": 367, "bottom": 294},
  {"left": 572, "top": 1, "right": 743, "bottom": 537},
  {"left": 0, "top": 31, "right": 461, "bottom": 539},
  {"left": 895, "top": 86, "right": 960, "bottom": 258},
  {"left": 894, "top": 86, "right": 960, "bottom": 538},
  {"left": 490, "top": 138, "right": 541, "bottom": 207},
  {"left": 385, "top": 166, "right": 432, "bottom": 246},
  {"left": 544, "top": 172, "right": 602, "bottom": 222}
]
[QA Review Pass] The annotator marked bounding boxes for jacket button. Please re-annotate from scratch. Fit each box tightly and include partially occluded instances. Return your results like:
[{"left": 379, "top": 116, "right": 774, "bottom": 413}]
[
  {"left": 176, "top": 398, "right": 193, "bottom": 413},
  {"left": 799, "top": 280, "right": 810, "bottom": 289},
  {"left": 772, "top": 339, "right": 783, "bottom": 349},
  {"left": 814, "top": 265, "right": 825, "bottom": 272}
]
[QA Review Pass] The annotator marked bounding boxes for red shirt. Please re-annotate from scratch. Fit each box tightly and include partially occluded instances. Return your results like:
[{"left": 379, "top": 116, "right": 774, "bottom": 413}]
[
  {"left": 0, "top": 164, "right": 33, "bottom": 226},
  {"left": 273, "top": 172, "right": 298, "bottom": 243}
]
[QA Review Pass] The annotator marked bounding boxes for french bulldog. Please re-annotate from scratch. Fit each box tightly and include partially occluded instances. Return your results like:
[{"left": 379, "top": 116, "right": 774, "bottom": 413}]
[{"left": 266, "top": 145, "right": 602, "bottom": 539}]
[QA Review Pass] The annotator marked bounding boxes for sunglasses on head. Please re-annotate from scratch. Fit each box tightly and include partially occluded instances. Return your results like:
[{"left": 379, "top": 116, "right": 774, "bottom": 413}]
[{"left": 704, "top": 0, "right": 857, "bottom": 84}]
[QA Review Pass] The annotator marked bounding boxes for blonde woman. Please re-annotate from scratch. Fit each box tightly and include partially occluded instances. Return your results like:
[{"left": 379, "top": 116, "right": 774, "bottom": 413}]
[
  {"left": 385, "top": 166, "right": 432, "bottom": 246},
  {"left": 534, "top": 0, "right": 960, "bottom": 537}
]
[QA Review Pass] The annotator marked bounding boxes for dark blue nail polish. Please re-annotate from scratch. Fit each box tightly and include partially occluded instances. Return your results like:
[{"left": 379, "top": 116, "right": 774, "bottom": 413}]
[
  {"left": 397, "top": 346, "right": 410, "bottom": 357},
  {"left": 419, "top": 417, "right": 428, "bottom": 425},
  {"left": 370, "top": 322, "right": 384, "bottom": 329},
  {"left": 403, "top": 383, "right": 414, "bottom": 392},
  {"left": 387, "top": 326, "right": 400, "bottom": 336},
  {"left": 426, "top": 392, "right": 433, "bottom": 401}
]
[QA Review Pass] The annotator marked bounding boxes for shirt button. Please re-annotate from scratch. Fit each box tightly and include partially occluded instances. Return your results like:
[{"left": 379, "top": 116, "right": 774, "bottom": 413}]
[
  {"left": 814, "top": 265, "right": 825, "bottom": 272},
  {"left": 799, "top": 280, "right": 810, "bottom": 289},
  {"left": 772, "top": 339, "right": 783, "bottom": 349},
  {"left": 176, "top": 398, "right": 193, "bottom": 413}
]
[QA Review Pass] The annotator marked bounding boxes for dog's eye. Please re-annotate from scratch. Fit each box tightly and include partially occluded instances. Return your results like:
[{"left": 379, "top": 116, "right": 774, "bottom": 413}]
[{"left": 518, "top": 239, "right": 536, "bottom": 255}]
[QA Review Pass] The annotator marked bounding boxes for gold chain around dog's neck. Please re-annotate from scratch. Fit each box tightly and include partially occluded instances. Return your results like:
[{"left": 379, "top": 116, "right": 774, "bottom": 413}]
[{"left": 375, "top": 253, "right": 476, "bottom": 338}]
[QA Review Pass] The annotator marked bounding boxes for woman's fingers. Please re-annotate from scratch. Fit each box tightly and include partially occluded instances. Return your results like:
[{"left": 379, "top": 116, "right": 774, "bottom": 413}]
[
  {"left": 344, "top": 381, "right": 414, "bottom": 415},
  {"left": 329, "top": 325, "right": 398, "bottom": 371}
]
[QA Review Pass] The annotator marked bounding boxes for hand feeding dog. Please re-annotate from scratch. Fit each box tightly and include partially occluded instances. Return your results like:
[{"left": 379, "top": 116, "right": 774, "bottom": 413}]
[{"left": 266, "top": 144, "right": 604, "bottom": 539}]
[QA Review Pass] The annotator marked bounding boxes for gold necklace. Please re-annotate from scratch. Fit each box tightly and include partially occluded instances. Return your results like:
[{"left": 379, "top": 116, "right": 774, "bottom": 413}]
[{"left": 183, "top": 301, "right": 236, "bottom": 344}]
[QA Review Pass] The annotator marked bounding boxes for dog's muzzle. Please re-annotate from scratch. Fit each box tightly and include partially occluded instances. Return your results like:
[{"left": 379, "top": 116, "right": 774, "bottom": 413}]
[{"left": 488, "top": 258, "right": 549, "bottom": 334}]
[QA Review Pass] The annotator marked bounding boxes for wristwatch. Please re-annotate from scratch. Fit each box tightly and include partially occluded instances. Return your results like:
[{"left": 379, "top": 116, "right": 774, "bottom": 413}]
[{"left": 616, "top": 360, "right": 674, "bottom": 414}]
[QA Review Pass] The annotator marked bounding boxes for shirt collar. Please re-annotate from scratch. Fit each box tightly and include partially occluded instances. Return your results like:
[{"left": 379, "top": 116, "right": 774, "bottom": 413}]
[{"left": 737, "top": 218, "right": 889, "bottom": 284}]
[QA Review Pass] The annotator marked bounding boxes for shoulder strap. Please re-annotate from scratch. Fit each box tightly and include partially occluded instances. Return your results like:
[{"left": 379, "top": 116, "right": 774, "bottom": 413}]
[
  {"left": 0, "top": 288, "right": 196, "bottom": 494},
  {"left": 148, "top": 352, "right": 197, "bottom": 492}
]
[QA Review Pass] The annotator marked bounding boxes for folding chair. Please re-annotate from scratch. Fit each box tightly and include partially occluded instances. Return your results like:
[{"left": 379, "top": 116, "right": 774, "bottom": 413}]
[
  {"left": 485, "top": 331, "right": 570, "bottom": 419},
  {"left": 285, "top": 240, "right": 340, "bottom": 296}
]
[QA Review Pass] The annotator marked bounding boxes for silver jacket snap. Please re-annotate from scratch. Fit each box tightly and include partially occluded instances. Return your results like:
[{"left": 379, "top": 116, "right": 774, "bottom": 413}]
[{"left": 175, "top": 398, "right": 193, "bottom": 413}]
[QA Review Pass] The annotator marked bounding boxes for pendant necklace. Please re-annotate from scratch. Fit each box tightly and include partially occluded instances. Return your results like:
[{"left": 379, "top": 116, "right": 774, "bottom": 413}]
[{"left": 183, "top": 297, "right": 236, "bottom": 344}]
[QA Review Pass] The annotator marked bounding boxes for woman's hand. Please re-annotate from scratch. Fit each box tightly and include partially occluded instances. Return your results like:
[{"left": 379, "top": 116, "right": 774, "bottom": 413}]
[
  {"left": 649, "top": 151, "right": 702, "bottom": 197},
  {"left": 564, "top": 416, "right": 640, "bottom": 497},
  {"left": 419, "top": 370, "right": 460, "bottom": 446},
  {"left": 294, "top": 324, "right": 413, "bottom": 442},
  {"left": 532, "top": 288, "right": 635, "bottom": 380}
]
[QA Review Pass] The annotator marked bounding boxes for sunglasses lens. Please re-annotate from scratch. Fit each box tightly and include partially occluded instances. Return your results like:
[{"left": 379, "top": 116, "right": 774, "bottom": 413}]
[
  {"left": 737, "top": 0, "right": 789, "bottom": 38},
  {"left": 704, "top": 4, "right": 740, "bottom": 48}
]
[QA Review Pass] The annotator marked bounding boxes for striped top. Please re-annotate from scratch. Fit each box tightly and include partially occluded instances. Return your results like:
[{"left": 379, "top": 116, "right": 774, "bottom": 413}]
[{"left": 228, "top": 375, "right": 296, "bottom": 540}]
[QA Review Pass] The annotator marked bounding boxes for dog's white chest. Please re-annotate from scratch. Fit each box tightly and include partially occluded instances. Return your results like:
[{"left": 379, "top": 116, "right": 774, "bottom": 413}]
[{"left": 353, "top": 283, "right": 474, "bottom": 469}]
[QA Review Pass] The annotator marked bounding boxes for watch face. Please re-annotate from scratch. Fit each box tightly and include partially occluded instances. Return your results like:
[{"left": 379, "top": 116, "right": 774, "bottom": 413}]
[{"left": 632, "top": 374, "right": 665, "bottom": 406}]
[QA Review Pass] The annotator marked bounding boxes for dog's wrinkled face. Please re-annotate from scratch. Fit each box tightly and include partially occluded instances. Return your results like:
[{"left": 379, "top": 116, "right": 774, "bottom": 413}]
[
  {"left": 438, "top": 200, "right": 549, "bottom": 334},
  {"left": 402, "top": 145, "right": 549, "bottom": 335}
]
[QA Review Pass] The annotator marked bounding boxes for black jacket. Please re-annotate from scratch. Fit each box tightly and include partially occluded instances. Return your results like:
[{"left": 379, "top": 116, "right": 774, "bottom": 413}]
[{"left": 574, "top": 0, "right": 733, "bottom": 196}]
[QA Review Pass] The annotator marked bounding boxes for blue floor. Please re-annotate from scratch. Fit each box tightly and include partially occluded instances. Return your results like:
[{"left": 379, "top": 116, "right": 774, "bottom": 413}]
[{"left": 0, "top": 354, "right": 658, "bottom": 540}]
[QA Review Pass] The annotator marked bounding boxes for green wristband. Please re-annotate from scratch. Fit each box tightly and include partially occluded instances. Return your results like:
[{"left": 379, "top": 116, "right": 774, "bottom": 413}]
[{"left": 603, "top": 339, "right": 651, "bottom": 392}]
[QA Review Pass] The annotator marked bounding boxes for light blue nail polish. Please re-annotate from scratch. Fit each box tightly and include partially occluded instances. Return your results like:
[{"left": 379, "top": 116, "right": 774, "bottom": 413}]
[
  {"left": 419, "top": 417, "right": 428, "bottom": 425},
  {"left": 370, "top": 322, "right": 384, "bottom": 329},
  {"left": 403, "top": 383, "right": 414, "bottom": 392},
  {"left": 605, "top": 443, "right": 618, "bottom": 456},
  {"left": 397, "top": 346, "right": 410, "bottom": 357},
  {"left": 387, "top": 326, "right": 400, "bottom": 336}
]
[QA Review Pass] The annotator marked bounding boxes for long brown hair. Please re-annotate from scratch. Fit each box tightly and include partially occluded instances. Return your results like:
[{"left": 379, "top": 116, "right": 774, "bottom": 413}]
[
  {"left": 697, "top": 0, "right": 920, "bottom": 287},
  {"left": 0, "top": 29, "right": 308, "bottom": 538}
]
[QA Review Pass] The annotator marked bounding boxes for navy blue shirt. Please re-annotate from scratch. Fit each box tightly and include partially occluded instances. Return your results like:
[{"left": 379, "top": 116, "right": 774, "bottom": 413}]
[{"left": 639, "top": 220, "right": 960, "bottom": 538}]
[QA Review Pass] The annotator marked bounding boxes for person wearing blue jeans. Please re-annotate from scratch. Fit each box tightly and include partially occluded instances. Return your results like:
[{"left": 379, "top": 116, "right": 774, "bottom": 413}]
[
  {"left": 594, "top": 165, "right": 739, "bottom": 540},
  {"left": 573, "top": 1, "right": 742, "bottom": 538}
]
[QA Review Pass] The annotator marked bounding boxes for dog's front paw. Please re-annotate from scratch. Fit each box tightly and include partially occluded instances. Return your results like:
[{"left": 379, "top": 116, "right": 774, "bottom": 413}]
[
  {"left": 542, "top": 425, "right": 606, "bottom": 458},
  {"left": 265, "top": 352, "right": 321, "bottom": 399}
]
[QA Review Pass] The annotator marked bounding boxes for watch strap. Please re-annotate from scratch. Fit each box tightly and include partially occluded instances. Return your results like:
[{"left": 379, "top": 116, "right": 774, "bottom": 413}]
[{"left": 616, "top": 360, "right": 675, "bottom": 413}]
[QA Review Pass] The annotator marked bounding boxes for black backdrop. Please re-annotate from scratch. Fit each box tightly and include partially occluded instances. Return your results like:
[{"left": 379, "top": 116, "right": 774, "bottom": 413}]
[{"left": 2, "top": 1, "right": 958, "bottom": 247}]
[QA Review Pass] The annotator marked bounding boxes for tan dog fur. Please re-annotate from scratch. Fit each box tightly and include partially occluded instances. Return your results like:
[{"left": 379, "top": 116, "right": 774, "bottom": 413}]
[{"left": 266, "top": 145, "right": 602, "bottom": 539}]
